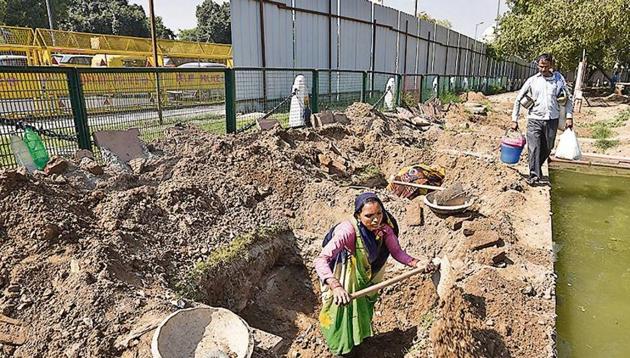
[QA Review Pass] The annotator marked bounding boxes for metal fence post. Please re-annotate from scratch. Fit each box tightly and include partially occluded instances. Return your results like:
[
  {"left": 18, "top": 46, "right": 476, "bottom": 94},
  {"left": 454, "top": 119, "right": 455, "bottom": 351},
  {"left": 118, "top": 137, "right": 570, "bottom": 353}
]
[
  {"left": 311, "top": 69, "right": 319, "bottom": 113},
  {"left": 436, "top": 75, "right": 441, "bottom": 98},
  {"left": 361, "top": 71, "right": 368, "bottom": 102},
  {"left": 225, "top": 68, "right": 237, "bottom": 134},
  {"left": 66, "top": 69, "right": 91, "bottom": 150},
  {"left": 419, "top": 75, "right": 424, "bottom": 103},
  {"left": 396, "top": 74, "right": 403, "bottom": 106}
]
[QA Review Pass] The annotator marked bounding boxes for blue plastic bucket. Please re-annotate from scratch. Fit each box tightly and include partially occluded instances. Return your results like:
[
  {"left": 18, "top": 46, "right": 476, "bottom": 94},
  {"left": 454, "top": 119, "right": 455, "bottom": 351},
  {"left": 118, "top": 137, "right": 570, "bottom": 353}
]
[{"left": 500, "top": 143, "right": 524, "bottom": 164}]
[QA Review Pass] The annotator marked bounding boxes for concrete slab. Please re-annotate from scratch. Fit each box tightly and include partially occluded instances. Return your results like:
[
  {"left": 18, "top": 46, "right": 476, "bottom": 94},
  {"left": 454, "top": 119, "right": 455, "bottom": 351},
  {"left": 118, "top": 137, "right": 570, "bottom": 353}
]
[
  {"left": 251, "top": 327, "right": 283, "bottom": 354},
  {"left": 93, "top": 129, "right": 146, "bottom": 164}
]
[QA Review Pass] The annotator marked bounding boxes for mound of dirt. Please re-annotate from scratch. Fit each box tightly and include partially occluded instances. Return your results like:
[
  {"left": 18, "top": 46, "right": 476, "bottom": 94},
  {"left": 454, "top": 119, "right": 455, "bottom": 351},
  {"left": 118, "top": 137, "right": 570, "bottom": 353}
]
[
  {"left": 345, "top": 102, "right": 373, "bottom": 120},
  {"left": 430, "top": 287, "right": 481, "bottom": 357},
  {"left": 467, "top": 92, "right": 487, "bottom": 103},
  {"left": 0, "top": 96, "right": 555, "bottom": 358}
]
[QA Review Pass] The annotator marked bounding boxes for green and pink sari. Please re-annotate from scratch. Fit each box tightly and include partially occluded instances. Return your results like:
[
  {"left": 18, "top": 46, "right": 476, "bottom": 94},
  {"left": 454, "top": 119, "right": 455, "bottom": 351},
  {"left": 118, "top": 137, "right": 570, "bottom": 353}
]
[{"left": 318, "top": 220, "right": 389, "bottom": 355}]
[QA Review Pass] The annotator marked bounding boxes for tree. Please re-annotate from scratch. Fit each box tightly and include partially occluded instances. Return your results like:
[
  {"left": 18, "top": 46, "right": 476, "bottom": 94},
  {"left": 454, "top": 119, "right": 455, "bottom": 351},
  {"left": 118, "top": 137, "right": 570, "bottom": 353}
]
[
  {"left": 3, "top": 0, "right": 71, "bottom": 29},
  {"left": 493, "top": 0, "right": 630, "bottom": 72},
  {"left": 59, "top": 0, "right": 150, "bottom": 37},
  {"left": 417, "top": 11, "right": 452, "bottom": 29},
  {"left": 179, "top": 0, "right": 231, "bottom": 44},
  {"left": 152, "top": 16, "right": 175, "bottom": 40},
  {"left": 178, "top": 28, "right": 199, "bottom": 42},
  {"left": 0, "top": 0, "right": 6, "bottom": 25}
]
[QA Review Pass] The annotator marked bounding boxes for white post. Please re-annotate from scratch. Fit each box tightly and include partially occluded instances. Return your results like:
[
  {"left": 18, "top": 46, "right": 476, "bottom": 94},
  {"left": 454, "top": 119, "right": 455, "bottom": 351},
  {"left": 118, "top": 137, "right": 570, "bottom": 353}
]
[
  {"left": 289, "top": 75, "right": 308, "bottom": 128},
  {"left": 384, "top": 77, "right": 396, "bottom": 110}
]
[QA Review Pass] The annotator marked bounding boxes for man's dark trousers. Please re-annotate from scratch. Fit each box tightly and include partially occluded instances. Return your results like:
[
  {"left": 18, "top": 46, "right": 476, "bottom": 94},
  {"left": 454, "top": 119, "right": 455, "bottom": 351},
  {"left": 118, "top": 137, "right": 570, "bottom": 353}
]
[{"left": 526, "top": 118, "right": 559, "bottom": 180}]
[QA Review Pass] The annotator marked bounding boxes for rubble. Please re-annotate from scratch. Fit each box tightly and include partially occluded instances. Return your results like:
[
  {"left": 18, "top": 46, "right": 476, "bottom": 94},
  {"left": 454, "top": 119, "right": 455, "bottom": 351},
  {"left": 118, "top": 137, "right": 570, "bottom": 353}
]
[{"left": 0, "top": 95, "right": 554, "bottom": 357}]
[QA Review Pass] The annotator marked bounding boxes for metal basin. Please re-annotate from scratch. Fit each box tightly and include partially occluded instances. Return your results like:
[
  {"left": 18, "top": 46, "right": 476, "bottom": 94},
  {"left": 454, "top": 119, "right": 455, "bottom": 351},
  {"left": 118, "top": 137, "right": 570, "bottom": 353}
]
[
  {"left": 423, "top": 191, "right": 474, "bottom": 215},
  {"left": 151, "top": 306, "right": 254, "bottom": 358}
]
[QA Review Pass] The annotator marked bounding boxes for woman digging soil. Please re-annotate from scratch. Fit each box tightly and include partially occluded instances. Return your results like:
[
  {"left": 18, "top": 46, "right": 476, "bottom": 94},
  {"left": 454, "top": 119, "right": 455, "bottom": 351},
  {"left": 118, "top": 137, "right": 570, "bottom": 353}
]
[{"left": 314, "top": 192, "right": 438, "bottom": 356}]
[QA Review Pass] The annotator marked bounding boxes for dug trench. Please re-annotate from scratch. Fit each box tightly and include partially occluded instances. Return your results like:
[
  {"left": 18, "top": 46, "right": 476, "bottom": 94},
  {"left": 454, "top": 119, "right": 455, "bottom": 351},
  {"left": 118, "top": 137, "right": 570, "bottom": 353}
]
[{"left": 0, "top": 95, "right": 555, "bottom": 357}]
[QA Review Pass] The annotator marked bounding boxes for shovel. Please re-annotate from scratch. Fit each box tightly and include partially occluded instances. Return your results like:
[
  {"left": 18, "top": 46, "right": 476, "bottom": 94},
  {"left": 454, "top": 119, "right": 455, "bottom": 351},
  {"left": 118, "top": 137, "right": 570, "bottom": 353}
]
[{"left": 349, "top": 257, "right": 454, "bottom": 301}]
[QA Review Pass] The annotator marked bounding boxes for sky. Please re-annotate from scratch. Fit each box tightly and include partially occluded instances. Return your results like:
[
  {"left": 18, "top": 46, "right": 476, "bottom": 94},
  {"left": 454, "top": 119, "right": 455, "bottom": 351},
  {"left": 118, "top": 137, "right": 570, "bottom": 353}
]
[{"left": 130, "top": 0, "right": 507, "bottom": 38}]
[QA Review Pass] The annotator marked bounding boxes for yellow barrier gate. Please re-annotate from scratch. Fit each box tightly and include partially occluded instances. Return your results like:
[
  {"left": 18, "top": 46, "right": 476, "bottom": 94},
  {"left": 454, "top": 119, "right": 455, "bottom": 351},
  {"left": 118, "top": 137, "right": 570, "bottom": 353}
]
[{"left": 0, "top": 26, "right": 232, "bottom": 115}]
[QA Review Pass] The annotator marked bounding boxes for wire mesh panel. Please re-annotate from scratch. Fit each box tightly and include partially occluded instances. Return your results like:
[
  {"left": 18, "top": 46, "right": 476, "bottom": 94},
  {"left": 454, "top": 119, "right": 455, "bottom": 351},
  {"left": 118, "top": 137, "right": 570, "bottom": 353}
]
[
  {"left": 234, "top": 68, "right": 312, "bottom": 131},
  {"left": 0, "top": 69, "right": 79, "bottom": 168},
  {"left": 422, "top": 75, "right": 438, "bottom": 102},
  {"left": 449, "top": 76, "right": 466, "bottom": 94},
  {"left": 367, "top": 72, "right": 396, "bottom": 109},
  {"left": 318, "top": 70, "right": 363, "bottom": 111},
  {"left": 401, "top": 74, "right": 422, "bottom": 107},
  {"left": 80, "top": 68, "right": 226, "bottom": 147},
  {"left": 438, "top": 76, "right": 449, "bottom": 96}
]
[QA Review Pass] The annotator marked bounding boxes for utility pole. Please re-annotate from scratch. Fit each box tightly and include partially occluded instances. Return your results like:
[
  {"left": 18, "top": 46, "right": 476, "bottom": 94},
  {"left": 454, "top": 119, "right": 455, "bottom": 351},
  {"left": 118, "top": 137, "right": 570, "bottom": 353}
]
[
  {"left": 496, "top": 0, "right": 501, "bottom": 22},
  {"left": 474, "top": 21, "right": 484, "bottom": 41},
  {"left": 415, "top": 0, "right": 418, "bottom": 17},
  {"left": 44, "top": 0, "right": 54, "bottom": 30},
  {"left": 148, "top": 0, "right": 164, "bottom": 124}
]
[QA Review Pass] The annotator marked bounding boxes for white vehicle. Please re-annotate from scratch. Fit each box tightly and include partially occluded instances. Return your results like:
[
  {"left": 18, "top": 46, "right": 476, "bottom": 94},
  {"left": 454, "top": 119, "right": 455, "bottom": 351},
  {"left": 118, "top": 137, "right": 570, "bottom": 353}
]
[
  {"left": 53, "top": 54, "right": 94, "bottom": 67},
  {"left": 177, "top": 62, "right": 225, "bottom": 69},
  {"left": 166, "top": 62, "right": 226, "bottom": 102},
  {"left": 0, "top": 55, "right": 28, "bottom": 66}
]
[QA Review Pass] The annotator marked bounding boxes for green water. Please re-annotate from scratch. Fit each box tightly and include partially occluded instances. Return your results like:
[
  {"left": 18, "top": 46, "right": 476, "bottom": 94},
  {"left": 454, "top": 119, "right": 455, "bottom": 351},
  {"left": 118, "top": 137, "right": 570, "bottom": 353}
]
[{"left": 551, "top": 167, "right": 630, "bottom": 357}]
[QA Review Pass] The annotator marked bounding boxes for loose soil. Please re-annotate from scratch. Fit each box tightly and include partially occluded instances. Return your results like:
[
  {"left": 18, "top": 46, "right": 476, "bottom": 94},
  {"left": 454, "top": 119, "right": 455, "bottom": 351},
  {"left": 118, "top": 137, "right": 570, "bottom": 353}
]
[{"left": 0, "top": 93, "right": 557, "bottom": 357}]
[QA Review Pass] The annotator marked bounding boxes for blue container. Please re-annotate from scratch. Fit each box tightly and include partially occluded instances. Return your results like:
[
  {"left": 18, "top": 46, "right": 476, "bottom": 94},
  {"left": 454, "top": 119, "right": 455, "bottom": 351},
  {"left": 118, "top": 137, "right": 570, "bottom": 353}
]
[{"left": 500, "top": 143, "right": 524, "bottom": 164}]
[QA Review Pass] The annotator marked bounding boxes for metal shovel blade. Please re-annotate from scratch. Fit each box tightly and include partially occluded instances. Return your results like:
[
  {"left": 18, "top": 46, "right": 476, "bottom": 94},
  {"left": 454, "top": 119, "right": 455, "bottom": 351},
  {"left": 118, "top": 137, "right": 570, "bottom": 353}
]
[{"left": 431, "top": 256, "right": 454, "bottom": 300}]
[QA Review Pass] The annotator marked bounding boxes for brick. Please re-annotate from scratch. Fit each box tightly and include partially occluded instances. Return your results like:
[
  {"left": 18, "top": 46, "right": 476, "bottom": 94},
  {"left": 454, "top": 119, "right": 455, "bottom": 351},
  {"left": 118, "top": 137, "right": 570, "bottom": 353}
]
[
  {"left": 44, "top": 156, "right": 69, "bottom": 175},
  {"left": 257, "top": 117, "right": 280, "bottom": 131},
  {"left": 468, "top": 230, "right": 502, "bottom": 251}
]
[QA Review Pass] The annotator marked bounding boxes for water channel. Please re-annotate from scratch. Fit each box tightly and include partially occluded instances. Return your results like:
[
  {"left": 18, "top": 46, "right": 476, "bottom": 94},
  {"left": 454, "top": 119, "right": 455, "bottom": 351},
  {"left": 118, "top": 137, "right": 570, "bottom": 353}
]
[{"left": 551, "top": 166, "right": 630, "bottom": 357}]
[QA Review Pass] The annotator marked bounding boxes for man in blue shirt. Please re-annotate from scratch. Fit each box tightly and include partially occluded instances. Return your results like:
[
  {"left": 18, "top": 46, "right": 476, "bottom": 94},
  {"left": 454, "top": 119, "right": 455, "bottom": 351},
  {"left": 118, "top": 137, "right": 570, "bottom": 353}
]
[{"left": 512, "top": 54, "right": 573, "bottom": 185}]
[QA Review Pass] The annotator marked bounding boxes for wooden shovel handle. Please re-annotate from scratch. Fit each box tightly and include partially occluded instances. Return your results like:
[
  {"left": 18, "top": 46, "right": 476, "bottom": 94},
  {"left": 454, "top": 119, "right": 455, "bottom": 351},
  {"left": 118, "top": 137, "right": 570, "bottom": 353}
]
[
  {"left": 350, "top": 267, "right": 425, "bottom": 300},
  {"left": 390, "top": 180, "right": 445, "bottom": 191}
]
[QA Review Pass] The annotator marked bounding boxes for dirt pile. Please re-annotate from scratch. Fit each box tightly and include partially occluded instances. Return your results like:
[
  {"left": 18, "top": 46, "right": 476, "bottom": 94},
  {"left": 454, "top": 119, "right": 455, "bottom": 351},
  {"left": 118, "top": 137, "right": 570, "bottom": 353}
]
[
  {"left": 0, "top": 96, "right": 555, "bottom": 357},
  {"left": 467, "top": 92, "right": 487, "bottom": 103},
  {"left": 430, "top": 287, "right": 481, "bottom": 357},
  {"left": 345, "top": 102, "right": 373, "bottom": 120}
]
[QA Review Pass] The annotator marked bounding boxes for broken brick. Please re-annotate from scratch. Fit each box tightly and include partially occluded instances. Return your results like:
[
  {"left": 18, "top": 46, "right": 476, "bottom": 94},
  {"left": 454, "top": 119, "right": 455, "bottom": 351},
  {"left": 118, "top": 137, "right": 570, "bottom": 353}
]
[
  {"left": 44, "top": 156, "right": 69, "bottom": 175},
  {"left": 475, "top": 247, "right": 508, "bottom": 267},
  {"left": 403, "top": 201, "right": 424, "bottom": 227},
  {"left": 468, "top": 230, "right": 502, "bottom": 251}
]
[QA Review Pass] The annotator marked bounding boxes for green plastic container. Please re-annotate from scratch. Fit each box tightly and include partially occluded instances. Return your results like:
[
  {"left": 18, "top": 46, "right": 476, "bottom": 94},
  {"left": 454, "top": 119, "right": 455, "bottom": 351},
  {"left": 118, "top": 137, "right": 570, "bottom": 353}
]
[{"left": 23, "top": 128, "right": 49, "bottom": 170}]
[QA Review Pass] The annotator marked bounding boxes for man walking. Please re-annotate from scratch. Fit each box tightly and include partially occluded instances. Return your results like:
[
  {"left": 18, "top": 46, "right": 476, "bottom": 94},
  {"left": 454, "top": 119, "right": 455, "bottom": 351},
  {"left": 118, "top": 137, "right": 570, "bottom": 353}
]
[{"left": 512, "top": 54, "right": 573, "bottom": 185}]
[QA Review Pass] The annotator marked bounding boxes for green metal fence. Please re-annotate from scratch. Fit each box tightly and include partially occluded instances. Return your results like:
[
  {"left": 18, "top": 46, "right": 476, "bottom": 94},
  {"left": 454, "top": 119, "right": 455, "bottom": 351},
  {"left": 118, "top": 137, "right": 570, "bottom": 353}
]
[
  {"left": 0, "top": 65, "right": 530, "bottom": 169},
  {"left": 318, "top": 70, "right": 365, "bottom": 111}
]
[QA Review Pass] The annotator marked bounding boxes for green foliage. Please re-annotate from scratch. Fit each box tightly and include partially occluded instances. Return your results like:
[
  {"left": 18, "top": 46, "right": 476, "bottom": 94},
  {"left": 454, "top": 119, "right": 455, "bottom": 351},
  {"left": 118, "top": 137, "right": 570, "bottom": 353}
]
[
  {"left": 417, "top": 11, "right": 452, "bottom": 29},
  {"left": 587, "top": 108, "right": 630, "bottom": 135},
  {"left": 485, "top": 84, "right": 506, "bottom": 95},
  {"left": 0, "top": 0, "right": 175, "bottom": 39},
  {"left": 175, "top": 226, "right": 282, "bottom": 300},
  {"left": 355, "top": 164, "right": 383, "bottom": 183},
  {"left": 59, "top": 0, "right": 151, "bottom": 37},
  {"left": 589, "top": 114, "right": 625, "bottom": 152},
  {"left": 591, "top": 126, "right": 614, "bottom": 140},
  {"left": 439, "top": 91, "right": 462, "bottom": 104},
  {"left": 595, "top": 138, "right": 620, "bottom": 151},
  {"left": 494, "top": 0, "right": 630, "bottom": 70},
  {"left": 152, "top": 16, "right": 175, "bottom": 40},
  {"left": 0, "top": 0, "right": 6, "bottom": 25},
  {"left": 3, "top": 0, "right": 71, "bottom": 28},
  {"left": 401, "top": 91, "right": 418, "bottom": 109},
  {"left": 609, "top": 109, "right": 630, "bottom": 128},
  {"left": 178, "top": 0, "right": 231, "bottom": 44},
  {"left": 177, "top": 28, "right": 199, "bottom": 41}
]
